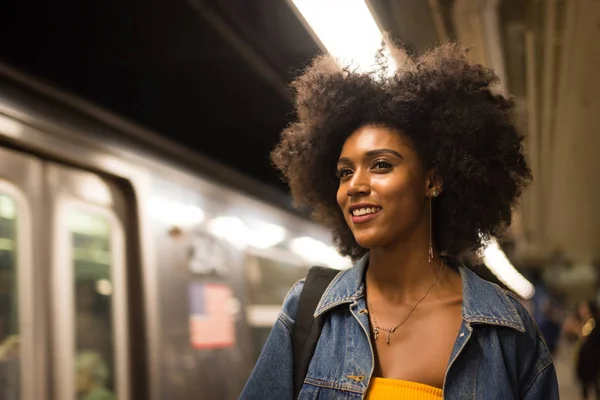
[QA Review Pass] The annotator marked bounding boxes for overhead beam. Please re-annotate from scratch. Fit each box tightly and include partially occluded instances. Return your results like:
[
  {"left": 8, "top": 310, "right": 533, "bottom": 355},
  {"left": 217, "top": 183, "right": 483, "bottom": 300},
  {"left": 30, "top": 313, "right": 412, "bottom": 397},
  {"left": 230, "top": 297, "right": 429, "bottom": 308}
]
[
  {"left": 452, "top": 0, "right": 489, "bottom": 64},
  {"left": 188, "top": 0, "right": 290, "bottom": 101},
  {"left": 481, "top": 0, "right": 508, "bottom": 94},
  {"left": 429, "top": 0, "right": 450, "bottom": 42},
  {"left": 524, "top": 31, "right": 541, "bottom": 241},
  {"left": 540, "top": 0, "right": 557, "bottom": 193}
]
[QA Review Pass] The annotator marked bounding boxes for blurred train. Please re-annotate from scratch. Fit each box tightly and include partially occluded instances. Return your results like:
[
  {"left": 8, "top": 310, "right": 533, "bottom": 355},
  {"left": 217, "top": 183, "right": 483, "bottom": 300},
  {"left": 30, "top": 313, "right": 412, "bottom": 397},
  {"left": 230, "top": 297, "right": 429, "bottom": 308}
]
[{"left": 0, "top": 63, "right": 350, "bottom": 400}]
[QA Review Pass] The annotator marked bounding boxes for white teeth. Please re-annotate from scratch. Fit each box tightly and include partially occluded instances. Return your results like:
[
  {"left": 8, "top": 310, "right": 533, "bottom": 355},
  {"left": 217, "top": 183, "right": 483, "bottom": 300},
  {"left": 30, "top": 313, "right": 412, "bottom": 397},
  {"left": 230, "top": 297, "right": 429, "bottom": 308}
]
[{"left": 352, "top": 207, "right": 381, "bottom": 216}]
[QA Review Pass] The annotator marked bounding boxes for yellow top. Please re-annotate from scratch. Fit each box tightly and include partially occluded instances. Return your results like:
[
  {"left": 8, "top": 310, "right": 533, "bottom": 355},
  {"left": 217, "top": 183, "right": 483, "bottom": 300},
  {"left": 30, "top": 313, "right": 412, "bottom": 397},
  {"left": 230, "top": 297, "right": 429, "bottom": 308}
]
[{"left": 366, "top": 377, "right": 443, "bottom": 400}]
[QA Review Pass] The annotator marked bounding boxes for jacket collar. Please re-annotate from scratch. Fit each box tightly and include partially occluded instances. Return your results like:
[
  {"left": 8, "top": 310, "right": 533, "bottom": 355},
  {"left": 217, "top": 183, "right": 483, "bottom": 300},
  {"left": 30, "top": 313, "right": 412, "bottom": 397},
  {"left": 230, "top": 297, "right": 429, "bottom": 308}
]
[{"left": 315, "top": 253, "right": 525, "bottom": 332}]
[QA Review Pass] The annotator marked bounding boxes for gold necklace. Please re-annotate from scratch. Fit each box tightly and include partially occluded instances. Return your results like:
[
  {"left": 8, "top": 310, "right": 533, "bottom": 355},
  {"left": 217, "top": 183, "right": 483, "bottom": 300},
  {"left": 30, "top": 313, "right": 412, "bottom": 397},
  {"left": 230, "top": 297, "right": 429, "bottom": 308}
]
[{"left": 368, "top": 260, "right": 444, "bottom": 345}]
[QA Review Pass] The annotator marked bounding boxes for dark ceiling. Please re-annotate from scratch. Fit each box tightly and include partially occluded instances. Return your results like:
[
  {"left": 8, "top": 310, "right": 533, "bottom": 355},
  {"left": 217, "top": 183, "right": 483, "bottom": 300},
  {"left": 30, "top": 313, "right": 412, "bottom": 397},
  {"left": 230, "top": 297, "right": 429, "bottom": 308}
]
[
  {"left": 2, "top": 0, "right": 442, "bottom": 193},
  {"left": 2, "top": 0, "right": 322, "bottom": 191}
]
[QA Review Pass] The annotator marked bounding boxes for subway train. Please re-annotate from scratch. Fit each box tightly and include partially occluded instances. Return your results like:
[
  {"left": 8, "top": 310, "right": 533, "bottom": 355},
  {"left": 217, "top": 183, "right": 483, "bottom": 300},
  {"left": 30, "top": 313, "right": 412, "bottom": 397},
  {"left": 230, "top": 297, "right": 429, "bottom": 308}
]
[{"left": 0, "top": 63, "right": 350, "bottom": 400}]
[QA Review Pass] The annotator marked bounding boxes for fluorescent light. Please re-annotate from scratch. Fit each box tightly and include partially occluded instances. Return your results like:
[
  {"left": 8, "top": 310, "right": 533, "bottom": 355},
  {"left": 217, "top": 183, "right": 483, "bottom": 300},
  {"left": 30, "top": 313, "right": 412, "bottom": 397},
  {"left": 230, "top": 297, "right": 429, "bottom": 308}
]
[
  {"left": 481, "top": 238, "right": 535, "bottom": 299},
  {"left": 290, "top": 0, "right": 395, "bottom": 74},
  {"left": 207, "top": 216, "right": 248, "bottom": 248},
  {"left": 148, "top": 197, "right": 205, "bottom": 227},
  {"left": 248, "top": 221, "right": 287, "bottom": 249},
  {"left": 207, "top": 217, "right": 287, "bottom": 249},
  {"left": 0, "top": 114, "right": 23, "bottom": 138},
  {"left": 289, "top": 236, "right": 352, "bottom": 269}
]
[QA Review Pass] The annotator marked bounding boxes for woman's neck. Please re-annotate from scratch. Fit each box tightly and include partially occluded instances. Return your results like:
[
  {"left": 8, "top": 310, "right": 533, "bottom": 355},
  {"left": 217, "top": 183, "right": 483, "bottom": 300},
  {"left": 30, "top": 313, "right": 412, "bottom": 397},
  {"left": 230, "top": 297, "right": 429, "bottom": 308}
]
[
  {"left": 365, "top": 221, "right": 455, "bottom": 304},
  {"left": 367, "top": 249, "right": 442, "bottom": 302}
]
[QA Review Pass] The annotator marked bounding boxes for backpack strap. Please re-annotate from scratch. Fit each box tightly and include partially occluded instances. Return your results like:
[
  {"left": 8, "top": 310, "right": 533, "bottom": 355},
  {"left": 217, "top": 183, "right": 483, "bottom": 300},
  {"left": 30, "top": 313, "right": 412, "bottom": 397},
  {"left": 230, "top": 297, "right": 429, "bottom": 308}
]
[{"left": 292, "top": 266, "right": 339, "bottom": 399}]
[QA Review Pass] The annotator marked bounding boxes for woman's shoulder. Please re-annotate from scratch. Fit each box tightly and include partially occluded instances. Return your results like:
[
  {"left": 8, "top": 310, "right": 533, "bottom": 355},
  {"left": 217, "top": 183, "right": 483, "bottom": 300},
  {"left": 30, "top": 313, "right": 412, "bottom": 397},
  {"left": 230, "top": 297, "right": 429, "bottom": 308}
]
[
  {"left": 278, "top": 266, "right": 347, "bottom": 331},
  {"left": 462, "top": 272, "right": 556, "bottom": 393},
  {"left": 460, "top": 266, "right": 550, "bottom": 344},
  {"left": 480, "top": 280, "right": 554, "bottom": 367},
  {"left": 502, "top": 289, "right": 545, "bottom": 338},
  {"left": 277, "top": 278, "right": 306, "bottom": 332},
  {"left": 503, "top": 290, "right": 557, "bottom": 394}
]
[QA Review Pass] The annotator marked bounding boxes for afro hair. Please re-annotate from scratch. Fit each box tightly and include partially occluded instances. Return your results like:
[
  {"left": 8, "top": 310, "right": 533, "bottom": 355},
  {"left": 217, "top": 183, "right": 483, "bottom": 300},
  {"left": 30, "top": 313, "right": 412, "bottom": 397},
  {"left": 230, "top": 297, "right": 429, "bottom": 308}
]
[{"left": 271, "top": 42, "right": 532, "bottom": 261}]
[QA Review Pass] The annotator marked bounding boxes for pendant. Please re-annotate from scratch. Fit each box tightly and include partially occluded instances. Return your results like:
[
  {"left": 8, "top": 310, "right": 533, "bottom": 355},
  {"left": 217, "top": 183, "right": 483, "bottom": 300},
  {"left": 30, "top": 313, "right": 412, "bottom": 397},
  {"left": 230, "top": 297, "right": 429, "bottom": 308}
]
[
  {"left": 373, "top": 327, "right": 379, "bottom": 340},
  {"left": 386, "top": 327, "right": 395, "bottom": 345}
]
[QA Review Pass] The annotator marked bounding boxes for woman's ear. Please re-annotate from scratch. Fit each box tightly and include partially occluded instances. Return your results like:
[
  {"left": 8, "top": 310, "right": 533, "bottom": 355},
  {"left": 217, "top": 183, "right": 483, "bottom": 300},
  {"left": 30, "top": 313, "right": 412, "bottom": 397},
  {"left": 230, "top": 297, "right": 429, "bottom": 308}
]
[{"left": 425, "top": 169, "right": 443, "bottom": 197}]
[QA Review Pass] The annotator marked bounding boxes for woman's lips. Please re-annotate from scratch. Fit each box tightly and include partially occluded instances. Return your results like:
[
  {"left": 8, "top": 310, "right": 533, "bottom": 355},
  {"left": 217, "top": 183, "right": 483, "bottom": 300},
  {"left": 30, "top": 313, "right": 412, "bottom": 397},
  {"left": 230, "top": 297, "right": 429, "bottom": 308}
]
[{"left": 351, "top": 209, "right": 381, "bottom": 224}]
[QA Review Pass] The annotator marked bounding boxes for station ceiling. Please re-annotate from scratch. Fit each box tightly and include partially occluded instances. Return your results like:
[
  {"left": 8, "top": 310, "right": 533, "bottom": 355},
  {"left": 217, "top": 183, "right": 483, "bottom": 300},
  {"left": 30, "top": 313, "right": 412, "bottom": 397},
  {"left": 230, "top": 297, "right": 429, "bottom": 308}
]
[{"left": 3, "top": 0, "right": 599, "bottom": 267}]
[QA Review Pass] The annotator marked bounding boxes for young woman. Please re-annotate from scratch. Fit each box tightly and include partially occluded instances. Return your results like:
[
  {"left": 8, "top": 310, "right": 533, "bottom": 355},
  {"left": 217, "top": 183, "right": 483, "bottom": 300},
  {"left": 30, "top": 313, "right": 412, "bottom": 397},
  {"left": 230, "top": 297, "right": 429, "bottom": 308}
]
[{"left": 241, "top": 43, "right": 559, "bottom": 399}]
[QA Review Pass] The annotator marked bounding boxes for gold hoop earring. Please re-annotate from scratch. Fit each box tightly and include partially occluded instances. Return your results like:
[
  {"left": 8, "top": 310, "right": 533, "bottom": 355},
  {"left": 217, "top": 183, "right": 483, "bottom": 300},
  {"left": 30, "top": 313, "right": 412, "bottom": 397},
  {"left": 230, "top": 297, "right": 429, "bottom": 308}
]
[{"left": 429, "top": 190, "right": 438, "bottom": 263}]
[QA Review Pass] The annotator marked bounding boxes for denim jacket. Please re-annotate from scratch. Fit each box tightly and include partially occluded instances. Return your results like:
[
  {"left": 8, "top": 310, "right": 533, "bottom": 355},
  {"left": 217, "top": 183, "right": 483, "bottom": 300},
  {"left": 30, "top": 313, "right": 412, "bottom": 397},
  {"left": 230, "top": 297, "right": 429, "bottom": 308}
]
[{"left": 240, "top": 255, "right": 559, "bottom": 399}]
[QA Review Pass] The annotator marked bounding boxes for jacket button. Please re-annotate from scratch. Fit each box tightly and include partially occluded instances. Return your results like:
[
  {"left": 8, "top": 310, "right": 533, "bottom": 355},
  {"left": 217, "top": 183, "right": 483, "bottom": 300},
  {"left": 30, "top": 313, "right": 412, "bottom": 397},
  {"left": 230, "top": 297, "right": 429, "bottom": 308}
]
[
  {"left": 347, "top": 375, "right": 365, "bottom": 382},
  {"left": 459, "top": 332, "right": 465, "bottom": 338}
]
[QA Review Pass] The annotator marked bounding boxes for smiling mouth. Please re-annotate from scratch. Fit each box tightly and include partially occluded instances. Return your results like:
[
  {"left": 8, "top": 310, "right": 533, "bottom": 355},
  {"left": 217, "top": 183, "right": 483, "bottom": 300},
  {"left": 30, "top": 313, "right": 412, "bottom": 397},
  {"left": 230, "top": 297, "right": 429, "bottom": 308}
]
[{"left": 350, "top": 206, "right": 382, "bottom": 217}]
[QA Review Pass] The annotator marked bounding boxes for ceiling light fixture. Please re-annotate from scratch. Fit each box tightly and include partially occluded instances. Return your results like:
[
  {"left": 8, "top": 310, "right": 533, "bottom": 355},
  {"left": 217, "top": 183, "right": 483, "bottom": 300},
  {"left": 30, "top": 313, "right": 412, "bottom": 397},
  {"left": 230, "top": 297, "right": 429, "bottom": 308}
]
[
  {"left": 288, "top": 0, "right": 395, "bottom": 74},
  {"left": 481, "top": 238, "right": 535, "bottom": 299}
]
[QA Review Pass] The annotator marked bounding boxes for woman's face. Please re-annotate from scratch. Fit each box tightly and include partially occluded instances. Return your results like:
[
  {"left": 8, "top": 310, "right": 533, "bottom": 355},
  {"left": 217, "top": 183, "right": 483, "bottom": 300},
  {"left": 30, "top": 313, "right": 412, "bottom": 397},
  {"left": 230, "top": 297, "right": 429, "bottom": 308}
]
[{"left": 336, "top": 125, "right": 432, "bottom": 249}]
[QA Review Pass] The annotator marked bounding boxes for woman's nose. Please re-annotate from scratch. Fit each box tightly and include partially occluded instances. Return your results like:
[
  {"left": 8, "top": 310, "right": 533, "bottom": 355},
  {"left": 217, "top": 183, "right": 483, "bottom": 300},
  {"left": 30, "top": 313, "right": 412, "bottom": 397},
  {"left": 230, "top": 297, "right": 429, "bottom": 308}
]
[{"left": 346, "top": 173, "right": 370, "bottom": 197}]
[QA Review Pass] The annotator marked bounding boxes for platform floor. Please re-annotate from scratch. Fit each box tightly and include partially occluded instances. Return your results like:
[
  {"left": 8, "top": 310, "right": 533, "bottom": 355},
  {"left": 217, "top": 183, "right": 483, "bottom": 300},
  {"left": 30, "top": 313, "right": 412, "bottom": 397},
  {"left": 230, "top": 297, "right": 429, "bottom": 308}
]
[{"left": 555, "top": 342, "right": 589, "bottom": 400}]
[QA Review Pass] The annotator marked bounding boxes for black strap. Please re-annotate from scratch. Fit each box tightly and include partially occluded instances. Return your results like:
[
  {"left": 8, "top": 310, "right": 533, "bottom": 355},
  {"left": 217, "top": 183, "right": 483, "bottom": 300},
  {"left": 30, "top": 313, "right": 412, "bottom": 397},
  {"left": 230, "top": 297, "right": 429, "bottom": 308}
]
[{"left": 292, "top": 266, "right": 339, "bottom": 399}]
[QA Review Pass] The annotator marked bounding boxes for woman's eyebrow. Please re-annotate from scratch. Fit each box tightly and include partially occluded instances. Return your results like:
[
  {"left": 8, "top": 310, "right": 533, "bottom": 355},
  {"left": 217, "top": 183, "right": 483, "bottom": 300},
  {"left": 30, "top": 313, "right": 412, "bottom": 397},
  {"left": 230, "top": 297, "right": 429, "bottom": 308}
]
[
  {"left": 365, "top": 148, "right": 403, "bottom": 159},
  {"left": 337, "top": 157, "right": 351, "bottom": 166},
  {"left": 337, "top": 149, "right": 403, "bottom": 166}
]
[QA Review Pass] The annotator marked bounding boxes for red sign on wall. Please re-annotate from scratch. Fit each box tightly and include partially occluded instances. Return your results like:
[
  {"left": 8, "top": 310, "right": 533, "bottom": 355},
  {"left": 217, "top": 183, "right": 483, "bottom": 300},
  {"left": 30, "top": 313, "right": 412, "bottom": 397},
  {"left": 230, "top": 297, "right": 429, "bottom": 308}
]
[{"left": 188, "top": 283, "right": 235, "bottom": 349}]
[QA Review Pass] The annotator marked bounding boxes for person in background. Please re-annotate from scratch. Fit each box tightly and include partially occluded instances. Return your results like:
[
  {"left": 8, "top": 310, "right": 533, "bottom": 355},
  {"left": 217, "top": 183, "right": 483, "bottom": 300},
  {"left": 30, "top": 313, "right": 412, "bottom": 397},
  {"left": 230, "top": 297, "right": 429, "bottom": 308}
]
[
  {"left": 538, "top": 300, "right": 562, "bottom": 357},
  {"left": 241, "top": 41, "right": 558, "bottom": 399},
  {"left": 575, "top": 300, "right": 600, "bottom": 399},
  {"left": 563, "top": 304, "right": 586, "bottom": 342},
  {"left": 75, "top": 351, "right": 115, "bottom": 400}
]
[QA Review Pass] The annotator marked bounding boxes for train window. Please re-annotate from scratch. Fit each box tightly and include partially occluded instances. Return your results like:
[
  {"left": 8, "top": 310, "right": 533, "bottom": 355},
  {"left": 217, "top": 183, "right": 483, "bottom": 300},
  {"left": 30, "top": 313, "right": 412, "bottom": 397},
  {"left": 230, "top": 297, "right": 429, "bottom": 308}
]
[
  {"left": 69, "top": 210, "right": 117, "bottom": 400},
  {"left": 0, "top": 194, "right": 19, "bottom": 399},
  {"left": 245, "top": 250, "right": 309, "bottom": 361},
  {"left": 246, "top": 251, "right": 308, "bottom": 306}
]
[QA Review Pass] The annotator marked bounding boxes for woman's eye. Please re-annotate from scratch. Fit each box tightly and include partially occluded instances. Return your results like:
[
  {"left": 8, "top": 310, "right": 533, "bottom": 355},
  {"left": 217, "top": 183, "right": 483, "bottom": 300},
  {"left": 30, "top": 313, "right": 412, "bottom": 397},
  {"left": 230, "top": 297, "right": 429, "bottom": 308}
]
[
  {"left": 336, "top": 168, "right": 352, "bottom": 179},
  {"left": 372, "top": 160, "right": 393, "bottom": 170}
]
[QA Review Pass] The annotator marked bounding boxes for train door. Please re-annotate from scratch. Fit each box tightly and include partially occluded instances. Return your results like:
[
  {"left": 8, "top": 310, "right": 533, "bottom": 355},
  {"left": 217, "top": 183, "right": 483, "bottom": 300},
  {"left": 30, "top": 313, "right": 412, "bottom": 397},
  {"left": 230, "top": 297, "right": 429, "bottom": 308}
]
[
  {"left": 0, "top": 147, "right": 45, "bottom": 400},
  {"left": 0, "top": 145, "right": 134, "bottom": 400},
  {"left": 46, "top": 163, "right": 130, "bottom": 400}
]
